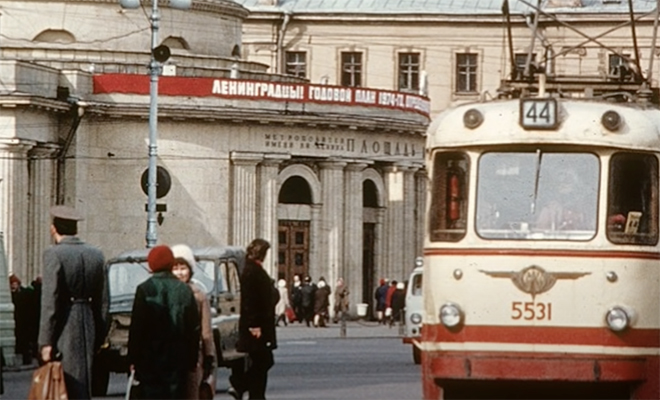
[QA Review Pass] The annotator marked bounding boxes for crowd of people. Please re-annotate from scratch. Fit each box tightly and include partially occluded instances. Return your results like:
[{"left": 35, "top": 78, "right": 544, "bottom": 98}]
[{"left": 7, "top": 204, "right": 410, "bottom": 400}]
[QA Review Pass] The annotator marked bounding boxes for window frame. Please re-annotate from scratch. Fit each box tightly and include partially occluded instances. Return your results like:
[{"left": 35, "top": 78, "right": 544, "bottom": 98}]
[
  {"left": 455, "top": 52, "right": 479, "bottom": 94},
  {"left": 397, "top": 52, "right": 421, "bottom": 93},
  {"left": 285, "top": 50, "right": 307, "bottom": 78},
  {"left": 429, "top": 151, "right": 470, "bottom": 242},
  {"left": 339, "top": 51, "right": 363, "bottom": 87}
]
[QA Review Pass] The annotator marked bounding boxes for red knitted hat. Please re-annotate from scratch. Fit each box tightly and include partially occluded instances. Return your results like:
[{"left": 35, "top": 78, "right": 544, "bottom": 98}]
[
  {"left": 148, "top": 245, "right": 174, "bottom": 272},
  {"left": 9, "top": 274, "right": 20, "bottom": 285}
]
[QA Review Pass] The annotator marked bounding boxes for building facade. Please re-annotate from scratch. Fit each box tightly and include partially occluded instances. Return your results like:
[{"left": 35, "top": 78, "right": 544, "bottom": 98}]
[
  {"left": 236, "top": 0, "right": 660, "bottom": 115},
  {"left": 0, "top": 1, "right": 430, "bottom": 363}
]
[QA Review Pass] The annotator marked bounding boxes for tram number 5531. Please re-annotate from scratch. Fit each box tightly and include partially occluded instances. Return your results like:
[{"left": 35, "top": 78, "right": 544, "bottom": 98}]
[
  {"left": 511, "top": 301, "right": 552, "bottom": 320},
  {"left": 519, "top": 98, "right": 558, "bottom": 129}
]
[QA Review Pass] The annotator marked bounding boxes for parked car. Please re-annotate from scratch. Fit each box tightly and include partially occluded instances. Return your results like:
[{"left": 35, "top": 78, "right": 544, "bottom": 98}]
[
  {"left": 92, "top": 246, "right": 246, "bottom": 396},
  {"left": 403, "top": 258, "right": 424, "bottom": 364}
]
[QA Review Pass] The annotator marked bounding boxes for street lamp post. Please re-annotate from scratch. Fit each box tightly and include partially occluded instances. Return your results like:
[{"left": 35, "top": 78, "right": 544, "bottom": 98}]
[{"left": 120, "top": 0, "right": 190, "bottom": 248}]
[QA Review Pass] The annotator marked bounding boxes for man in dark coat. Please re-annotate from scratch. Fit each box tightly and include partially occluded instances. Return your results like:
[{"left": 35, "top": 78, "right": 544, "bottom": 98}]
[
  {"left": 128, "top": 245, "right": 200, "bottom": 400},
  {"left": 300, "top": 276, "right": 317, "bottom": 327},
  {"left": 231, "top": 238, "right": 277, "bottom": 400},
  {"left": 39, "top": 205, "right": 108, "bottom": 400}
]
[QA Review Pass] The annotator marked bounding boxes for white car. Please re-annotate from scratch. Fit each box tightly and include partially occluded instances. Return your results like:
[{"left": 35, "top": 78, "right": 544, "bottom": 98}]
[{"left": 403, "top": 260, "right": 423, "bottom": 364}]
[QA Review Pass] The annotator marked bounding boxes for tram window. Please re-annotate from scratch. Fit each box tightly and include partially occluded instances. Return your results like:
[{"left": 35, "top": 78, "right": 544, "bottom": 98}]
[
  {"left": 476, "top": 152, "right": 599, "bottom": 240},
  {"left": 607, "top": 153, "right": 659, "bottom": 245},
  {"left": 429, "top": 152, "right": 469, "bottom": 242}
]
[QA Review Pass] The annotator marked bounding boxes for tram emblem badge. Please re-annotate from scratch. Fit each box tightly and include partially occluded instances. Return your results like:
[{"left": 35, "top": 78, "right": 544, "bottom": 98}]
[{"left": 479, "top": 265, "right": 590, "bottom": 299}]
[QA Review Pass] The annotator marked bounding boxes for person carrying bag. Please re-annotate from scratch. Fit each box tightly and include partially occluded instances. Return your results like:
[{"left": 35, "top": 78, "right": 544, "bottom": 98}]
[{"left": 27, "top": 361, "right": 68, "bottom": 400}]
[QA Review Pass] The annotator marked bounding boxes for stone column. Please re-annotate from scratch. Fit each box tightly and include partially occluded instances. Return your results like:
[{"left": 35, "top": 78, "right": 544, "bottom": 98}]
[
  {"left": 415, "top": 168, "right": 428, "bottom": 258},
  {"left": 0, "top": 139, "right": 34, "bottom": 279},
  {"left": 382, "top": 164, "right": 405, "bottom": 280},
  {"left": 27, "top": 144, "right": 58, "bottom": 280},
  {"left": 230, "top": 152, "right": 263, "bottom": 248},
  {"left": 317, "top": 159, "right": 346, "bottom": 288},
  {"left": 0, "top": 232, "right": 16, "bottom": 367},
  {"left": 309, "top": 204, "right": 321, "bottom": 280},
  {"left": 343, "top": 162, "right": 367, "bottom": 315},
  {"left": 257, "top": 155, "right": 289, "bottom": 278}
]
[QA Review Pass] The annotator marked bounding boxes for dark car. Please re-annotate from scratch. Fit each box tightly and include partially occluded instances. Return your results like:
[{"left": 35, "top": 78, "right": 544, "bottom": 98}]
[{"left": 92, "top": 246, "right": 246, "bottom": 396}]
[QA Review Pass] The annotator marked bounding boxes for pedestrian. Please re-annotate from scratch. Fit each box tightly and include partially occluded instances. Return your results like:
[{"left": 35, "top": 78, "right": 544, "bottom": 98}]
[
  {"left": 274, "top": 279, "right": 290, "bottom": 327},
  {"left": 384, "top": 280, "right": 398, "bottom": 325},
  {"left": 128, "top": 245, "right": 200, "bottom": 400},
  {"left": 9, "top": 274, "right": 35, "bottom": 365},
  {"left": 300, "top": 276, "right": 317, "bottom": 327},
  {"left": 291, "top": 274, "right": 303, "bottom": 323},
  {"left": 38, "top": 205, "right": 107, "bottom": 400},
  {"left": 313, "top": 277, "right": 331, "bottom": 327},
  {"left": 374, "top": 278, "right": 388, "bottom": 324},
  {"left": 28, "top": 275, "right": 42, "bottom": 362},
  {"left": 390, "top": 281, "right": 406, "bottom": 327},
  {"left": 332, "top": 277, "right": 349, "bottom": 324},
  {"left": 171, "top": 244, "right": 216, "bottom": 400},
  {"left": 230, "top": 238, "right": 278, "bottom": 400}
]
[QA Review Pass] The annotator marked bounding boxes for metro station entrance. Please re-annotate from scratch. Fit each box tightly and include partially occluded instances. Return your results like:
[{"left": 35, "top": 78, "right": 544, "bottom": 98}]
[{"left": 277, "top": 220, "right": 310, "bottom": 283}]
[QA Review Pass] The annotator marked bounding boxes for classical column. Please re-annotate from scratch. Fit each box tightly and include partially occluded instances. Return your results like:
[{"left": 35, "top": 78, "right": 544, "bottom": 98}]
[
  {"left": 317, "top": 159, "right": 346, "bottom": 288},
  {"left": 27, "top": 144, "right": 58, "bottom": 280},
  {"left": 0, "top": 139, "right": 35, "bottom": 279},
  {"left": 309, "top": 204, "right": 321, "bottom": 281},
  {"left": 0, "top": 232, "right": 16, "bottom": 367},
  {"left": 402, "top": 165, "right": 418, "bottom": 278},
  {"left": 343, "top": 162, "right": 367, "bottom": 314},
  {"left": 415, "top": 168, "right": 428, "bottom": 257},
  {"left": 382, "top": 164, "right": 405, "bottom": 280},
  {"left": 230, "top": 152, "right": 263, "bottom": 248},
  {"left": 257, "top": 154, "right": 289, "bottom": 278}
]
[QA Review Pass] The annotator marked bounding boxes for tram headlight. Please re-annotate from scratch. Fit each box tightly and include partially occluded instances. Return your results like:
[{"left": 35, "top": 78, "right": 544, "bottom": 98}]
[
  {"left": 606, "top": 306, "right": 632, "bottom": 332},
  {"left": 463, "top": 108, "right": 484, "bottom": 129},
  {"left": 410, "top": 313, "right": 422, "bottom": 325},
  {"left": 601, "top": 110, "right": 622, "bottom": 132},
  {"left": 439, "top": 303, "right": 463, "bottom": 328}
]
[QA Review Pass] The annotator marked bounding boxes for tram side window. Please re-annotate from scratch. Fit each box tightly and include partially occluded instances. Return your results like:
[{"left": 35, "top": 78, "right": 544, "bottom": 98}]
[
  {"left": 607, "top": 153, "right": 659, "bottom": 245},
  {"left": 429, "top": 152, "right": 469, "bottom": 242}
]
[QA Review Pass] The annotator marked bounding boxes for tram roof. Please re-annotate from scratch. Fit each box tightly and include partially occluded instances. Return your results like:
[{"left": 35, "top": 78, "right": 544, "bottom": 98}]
[
  {"left": 235, "top": 0, "right": 657, "bottom": 15},
  {"left": 426, "top": 98, "right": 660, "bottom": 152}
]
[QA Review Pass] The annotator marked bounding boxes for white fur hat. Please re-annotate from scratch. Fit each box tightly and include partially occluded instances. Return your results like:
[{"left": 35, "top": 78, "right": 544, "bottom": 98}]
[
  {"left": 171, "top": 244, "right": 196, "bottom": 272},
  {"left": 277, "top": 279, "right": 286, "bottom": 288},
  {"left": 396, "top": 282, "right": 405, "bottom": 290}
]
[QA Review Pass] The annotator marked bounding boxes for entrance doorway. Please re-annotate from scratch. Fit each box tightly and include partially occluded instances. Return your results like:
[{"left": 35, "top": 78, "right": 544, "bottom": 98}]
[
  {"left": 277, "top": 220, "right": 310, "bottom": 284},
  {"left": 362, "top": 223, "right": 375, "bottom": 317}
]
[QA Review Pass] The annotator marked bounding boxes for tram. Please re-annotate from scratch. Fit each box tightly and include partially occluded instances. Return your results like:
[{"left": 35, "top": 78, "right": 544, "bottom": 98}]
[{"left": 420, "top": 75, "right": 660, "bottom": 399}]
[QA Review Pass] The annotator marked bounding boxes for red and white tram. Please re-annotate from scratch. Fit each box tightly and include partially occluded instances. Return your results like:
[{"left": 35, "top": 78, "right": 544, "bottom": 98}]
[{"left": 421, "top": 80, "right": 659, "bottom": 399}]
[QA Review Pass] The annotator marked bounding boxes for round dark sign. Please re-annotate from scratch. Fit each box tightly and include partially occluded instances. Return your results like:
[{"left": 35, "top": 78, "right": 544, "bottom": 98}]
[{"left": 140, "top": 166, "right": 172, "bottom": 199}]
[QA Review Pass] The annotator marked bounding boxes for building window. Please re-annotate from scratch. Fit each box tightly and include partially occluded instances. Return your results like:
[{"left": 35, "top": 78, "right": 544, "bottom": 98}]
[
  {"left": 455, "top": 53, "right": 478, "bottom": 93},
  {"left": 398, "top": 52, "right": 420, "bottom": 92},
  {"left": 514, "top": 53, "right": 536, "bottom": 79},
  {"left": 285, "top": 51, "right": 307, "bottom": 78},
  {"left": 341, "top": 52, "right": 362, "bottom": 87},
  {"left": 608, "top": 53, "right": 632, "bottom": 80}
]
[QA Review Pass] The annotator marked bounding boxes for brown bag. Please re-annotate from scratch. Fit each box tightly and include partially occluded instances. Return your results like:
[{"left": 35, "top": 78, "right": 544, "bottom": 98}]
[{"left": 27, "top": 362, "right": 68, "bottom": 400}]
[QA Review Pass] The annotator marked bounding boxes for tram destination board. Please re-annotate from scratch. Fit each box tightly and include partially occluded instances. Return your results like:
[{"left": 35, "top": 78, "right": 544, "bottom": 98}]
[{"left": 519, "top": 98, "right": 558, "bottom": 130}]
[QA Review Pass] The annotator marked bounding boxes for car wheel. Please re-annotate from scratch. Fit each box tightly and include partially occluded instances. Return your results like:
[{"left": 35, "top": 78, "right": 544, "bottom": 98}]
[
  {"left": 413, "top": 346, "right": 421, "bottom": 365},
  {"left": 91, "top": 361, "right": 110, "bottom": 396}
]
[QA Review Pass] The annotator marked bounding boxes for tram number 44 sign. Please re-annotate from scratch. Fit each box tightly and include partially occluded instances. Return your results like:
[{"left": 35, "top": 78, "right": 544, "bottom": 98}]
[
  {"left": 511, "top": 301, "right": 552, "bottom": 321},
  {"left": 519, "top": 98, "right": 558, "bottom": 130}
]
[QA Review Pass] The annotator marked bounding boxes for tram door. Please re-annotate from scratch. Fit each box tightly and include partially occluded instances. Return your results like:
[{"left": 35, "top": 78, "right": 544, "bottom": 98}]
[{"left": 277, "top": 220, "right": 310, "bottom": 284}]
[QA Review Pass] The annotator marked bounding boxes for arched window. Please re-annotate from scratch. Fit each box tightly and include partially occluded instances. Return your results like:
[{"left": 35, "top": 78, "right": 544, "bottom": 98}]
[
  {"left": 278, "top": 176, "right": 312, "bottom": 204},
  {"left": 33, "top": 30, "right": 75, "bottom": 44},
  {"left": 162, "top": 36, "right": 190, "bottom": 51},
  {"left": 363, "top": 179, "right": 378, "bottom": 207}
]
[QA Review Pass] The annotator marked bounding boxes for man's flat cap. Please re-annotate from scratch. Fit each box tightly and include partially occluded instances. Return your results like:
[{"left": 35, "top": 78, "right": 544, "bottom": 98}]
[{"left": 50, "top": 205, "right": 84, "bottom": 221}]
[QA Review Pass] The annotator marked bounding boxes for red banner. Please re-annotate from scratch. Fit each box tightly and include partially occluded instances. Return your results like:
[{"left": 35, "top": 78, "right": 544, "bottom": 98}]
[{"left": 93, "top": 74, "right": 431, "bottom": 117}]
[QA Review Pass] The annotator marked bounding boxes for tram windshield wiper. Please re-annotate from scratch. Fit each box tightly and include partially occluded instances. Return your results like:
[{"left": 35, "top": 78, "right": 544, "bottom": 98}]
[{"left": 532, "top": 149, "right": 542, "bottom": 215}]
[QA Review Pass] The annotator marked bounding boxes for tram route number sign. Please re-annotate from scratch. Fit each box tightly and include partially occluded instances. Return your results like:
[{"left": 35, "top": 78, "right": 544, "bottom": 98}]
[{"left": 519, "top": 98, "right": 558, "bottom": 130}]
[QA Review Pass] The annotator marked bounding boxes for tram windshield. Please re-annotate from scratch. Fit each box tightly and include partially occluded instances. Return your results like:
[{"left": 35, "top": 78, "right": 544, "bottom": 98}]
[{"left": 476, "top": 152, "right": 599, "bottom": 240}]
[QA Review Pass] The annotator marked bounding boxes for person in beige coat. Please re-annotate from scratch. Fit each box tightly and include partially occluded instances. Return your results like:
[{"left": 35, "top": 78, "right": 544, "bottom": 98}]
[{"left": 171, "top": 244, "right": 217, "bottom": 400}]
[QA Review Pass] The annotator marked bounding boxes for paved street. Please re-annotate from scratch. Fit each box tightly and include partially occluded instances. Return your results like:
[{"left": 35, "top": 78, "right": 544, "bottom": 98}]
[{"left": 1, "top": 320, "right": 422, "bottom": 400}]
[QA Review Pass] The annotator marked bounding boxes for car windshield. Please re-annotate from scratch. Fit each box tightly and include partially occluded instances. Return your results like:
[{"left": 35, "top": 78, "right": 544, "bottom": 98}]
[
  {"left": 107, "top": 258, "right": 217, "bottom": 313},
  {"left": 476, "top": 151, "right": 599, "bottom": 240}
]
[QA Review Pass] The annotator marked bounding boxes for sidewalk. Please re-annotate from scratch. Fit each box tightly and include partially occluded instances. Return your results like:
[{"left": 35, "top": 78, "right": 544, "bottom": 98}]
[{"left": 276, "top": 319, "right": 404, "bottom": 341}]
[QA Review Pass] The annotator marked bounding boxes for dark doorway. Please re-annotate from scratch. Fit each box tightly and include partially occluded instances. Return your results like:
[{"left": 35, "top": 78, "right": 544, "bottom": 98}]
[
  {"left": 362, "top": 223, "right": 375, "bottom": 318},
  {"left": 278, "top": 220, "right": 310, "bottom": 285}
]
